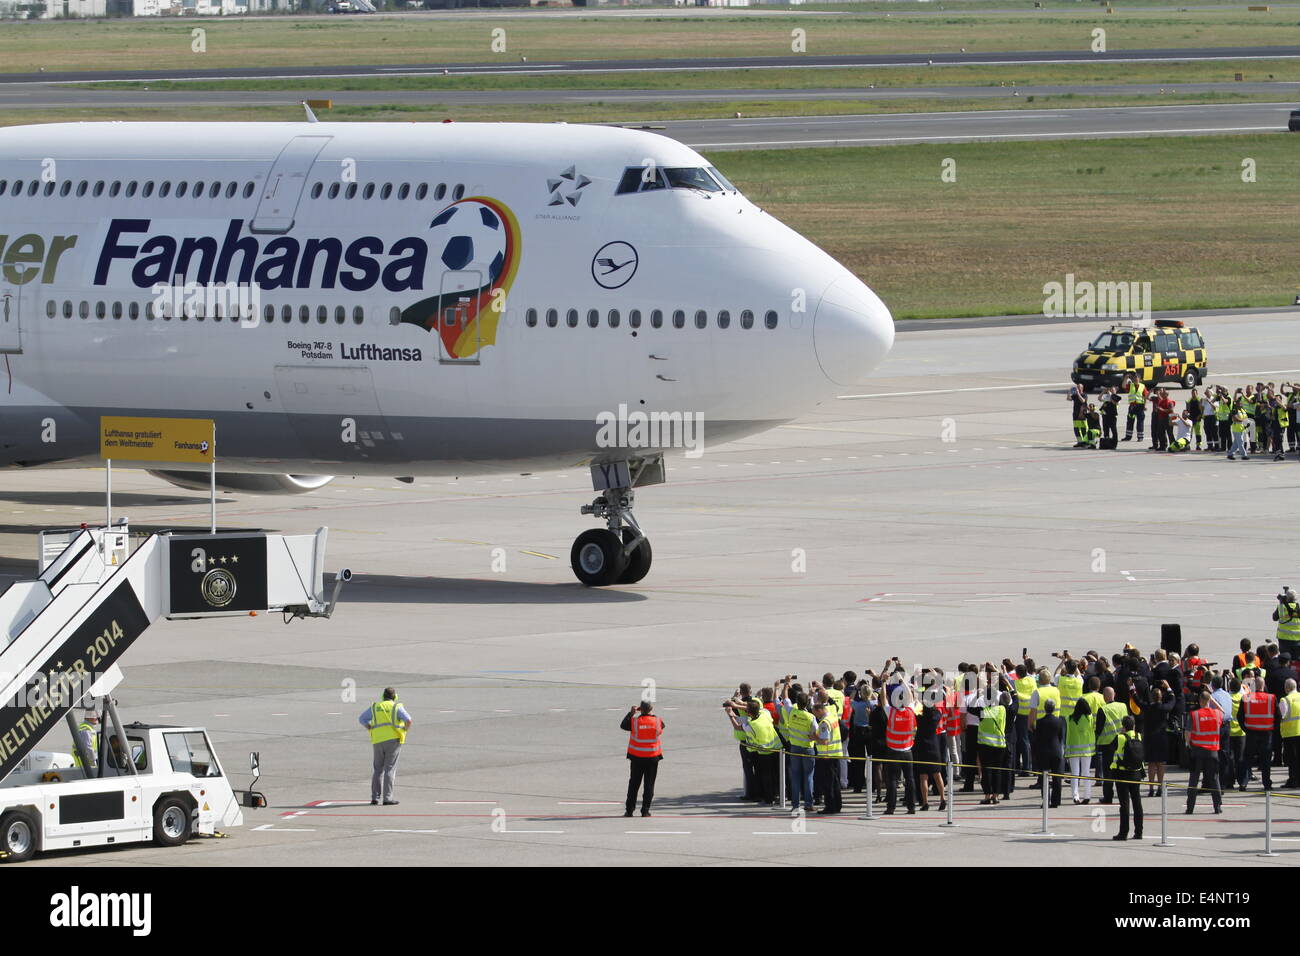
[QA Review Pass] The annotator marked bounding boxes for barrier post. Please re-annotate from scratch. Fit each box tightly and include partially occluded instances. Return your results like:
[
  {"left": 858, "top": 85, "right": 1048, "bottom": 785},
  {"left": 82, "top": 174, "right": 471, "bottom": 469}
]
[
  {"left": 941, "top": 753, "right": 958, "bottom": 827},
  {"left": 779, "top": 750, "right": 787, "bottom": 810},
  {"left": 1037, "top": 770, "right": 1050, "bottom": 834},
  {"left": 1154, "top": 778, "right": 1173, "bottom": 847},
  {"left": 1259, "top": 788, "right": 1279, "bottom": 858},
  {"left": 859, "top": 754, "right": 875, "bottom": 820}
]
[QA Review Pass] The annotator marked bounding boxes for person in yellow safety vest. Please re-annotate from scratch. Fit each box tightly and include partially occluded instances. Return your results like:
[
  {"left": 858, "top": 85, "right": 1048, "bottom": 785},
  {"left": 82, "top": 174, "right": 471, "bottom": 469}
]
[
  {"left": 820, "top": 673, "right": 850, "bottom": 793},
  {"left": 1272, "top": 588, "right": 1300, "bottom": 661},
  {"left": 73, "top": 709, "right": 99, "bottom": 770},
  {"left": 778, "top": 682, "right": 818, "bottom": 815},
  {"left": 361, "top": 687, "right": 412, "bottom": 806},
  {"left": 1012, "top": 664, "right": 1036, "bottom": 781},
  {"left": 726, "top": 699, "right": 780, "bottom": 806},
  {"left": 1272, "top": 395, "right": 1291, "bottom": 461},
  {"left": 1028, "top": 669, "right": 1060, "bottom": 732},
  {"left": 1110, "top": 715, "right": 1144, "bottom": 840},
  {"left": 1228, "top": 403, "right": 1249, "bottom": 460},
  {"left": 811, "top": 701, "right": 843, "bottom": 815},
  {"left": 973, "top": 690, "right": 1009, "bottom": 805},
  {"left": 1280, "top": 678, "right": 1300, "bottom": 789},
  {"left": 1095, "top": 687, "right": 1129, "bottom": 805},
  {"left": 1056, "top": 659, "right": 1083, "bottom": 720},
  {"left": 1122, "top": 375, "right": 1147, "bottom": 443},
  {"left": 1065, "top": 698, "right": 1097, "bottom": 804}
]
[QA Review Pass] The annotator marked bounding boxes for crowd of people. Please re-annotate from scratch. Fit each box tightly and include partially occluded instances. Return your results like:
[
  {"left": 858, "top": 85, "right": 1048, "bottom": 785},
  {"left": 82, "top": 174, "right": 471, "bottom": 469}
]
[
  {"left": 1069, "top": 377, "right": 1300, "bottom": 459},
  {"left": 721, "top": 602, "right": 1300, "bottom": 840}
]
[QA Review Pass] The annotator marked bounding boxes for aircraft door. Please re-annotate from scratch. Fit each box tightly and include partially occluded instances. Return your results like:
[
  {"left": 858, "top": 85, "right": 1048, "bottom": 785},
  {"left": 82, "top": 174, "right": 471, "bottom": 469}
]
[
  {"left": 273, "top": 365, "right": 394, "bottom": 462},
  {"left": 250, "top": 135, "right": 333, "bottom": 235},
  {"left": 0, "top": 284, "right": 23, "bottom": 354},
  {"left": 437, "top": 270, "right": 483, "bottom": 365}
]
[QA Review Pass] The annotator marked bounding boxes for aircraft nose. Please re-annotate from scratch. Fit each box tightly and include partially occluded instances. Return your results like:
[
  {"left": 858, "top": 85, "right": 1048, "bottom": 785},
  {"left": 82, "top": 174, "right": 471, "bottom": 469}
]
[{"left": 812, "top": 276, "right": 895, "bottom": 387}]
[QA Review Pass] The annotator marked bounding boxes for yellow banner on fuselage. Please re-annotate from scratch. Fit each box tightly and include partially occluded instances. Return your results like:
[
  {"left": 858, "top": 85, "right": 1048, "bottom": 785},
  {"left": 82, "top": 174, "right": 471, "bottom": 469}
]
[{"left": 99, "top": 416, "right": 214, "bottom": 464}]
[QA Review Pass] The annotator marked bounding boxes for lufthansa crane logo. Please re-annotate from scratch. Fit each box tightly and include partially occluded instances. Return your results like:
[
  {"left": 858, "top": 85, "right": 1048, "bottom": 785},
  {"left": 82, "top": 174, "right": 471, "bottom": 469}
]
[
  {"left": 591, "top": 241, "right": 638, "bottom": 290},
  {"left": 201, "top": 568, "right": 237, "bottom": 608}
]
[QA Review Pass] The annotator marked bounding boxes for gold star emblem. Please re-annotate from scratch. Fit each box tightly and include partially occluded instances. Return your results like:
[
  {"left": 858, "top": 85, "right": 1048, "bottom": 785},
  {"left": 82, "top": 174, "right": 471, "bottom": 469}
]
[
  {"left": 219, "top": 556, "right": 227, "bottom": 565},
  {"left": 230, "top": 555, "right": 238, "bottom": 564},
  {"left": 208, "top": 556, "right": 216, "bottom": 566}
]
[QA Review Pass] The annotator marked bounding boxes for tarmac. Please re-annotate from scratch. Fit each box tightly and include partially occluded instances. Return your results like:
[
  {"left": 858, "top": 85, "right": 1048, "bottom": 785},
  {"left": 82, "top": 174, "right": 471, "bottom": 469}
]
[{"left": 9, "top": 306, "right": 1300, "bottom": 867}]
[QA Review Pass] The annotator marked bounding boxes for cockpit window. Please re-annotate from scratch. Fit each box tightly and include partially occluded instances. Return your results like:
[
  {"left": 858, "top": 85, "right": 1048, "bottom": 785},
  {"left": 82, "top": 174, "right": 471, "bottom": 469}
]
[
  {"left": 707, "top": 166, "right": 738, "bottom": 192},
  {"left": 616, "top": 166, "right": 731, "bottom": 195}
]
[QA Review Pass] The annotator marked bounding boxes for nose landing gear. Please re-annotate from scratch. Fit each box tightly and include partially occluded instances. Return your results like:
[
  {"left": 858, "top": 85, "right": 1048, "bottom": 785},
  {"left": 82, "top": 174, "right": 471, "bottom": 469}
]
[{"left": 571, "top": 474, "right": 655, "bottom": 587}]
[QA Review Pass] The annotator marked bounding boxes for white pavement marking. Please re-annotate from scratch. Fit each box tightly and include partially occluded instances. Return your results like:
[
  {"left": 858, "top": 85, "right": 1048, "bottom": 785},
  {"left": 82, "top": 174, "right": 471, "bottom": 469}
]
[
  {"left": 689, "top": 127, "right": 1279, "bottom": 149},
  {"left": 752, "top": 830, "right": 818, "bottom": 835},
  {"left": 436, "top": 801, "right": 498, "bottom": 805},
  {"left": 876, "top": 831, "right": 945, "bottom": 836},
  {"left": 625, "top": 831, "right": 692, "bottom": 834},
  {"left": 253, "top": 824, "right": 317, "bottom": 832},
  {"left": 502, "top": 829, "right": 567, "bottom": 834},
  {"left": 558, "top": 801, "right": 620, "bottom": 805},
  {"left": 373, "top": 829, "right": 439, "bottom": 833}
]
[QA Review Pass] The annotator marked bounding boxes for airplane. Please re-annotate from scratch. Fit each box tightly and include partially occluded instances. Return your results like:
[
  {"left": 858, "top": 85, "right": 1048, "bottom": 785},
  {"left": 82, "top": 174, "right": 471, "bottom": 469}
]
[{"left": 0, "top": 120, "right": 895, "bottom": 586}]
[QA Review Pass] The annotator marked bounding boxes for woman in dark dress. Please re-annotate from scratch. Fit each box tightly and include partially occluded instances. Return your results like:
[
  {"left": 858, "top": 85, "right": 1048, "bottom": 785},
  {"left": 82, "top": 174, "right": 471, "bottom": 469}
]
[
  {"left": 914, "top": 700, "right": 946, "bottom": 811},
  {"left": 1141, "top": 686, "right": 1174, "bottom": 796},
  {"left": 867, "top": 684, "right": 889, "bottom": 803}
]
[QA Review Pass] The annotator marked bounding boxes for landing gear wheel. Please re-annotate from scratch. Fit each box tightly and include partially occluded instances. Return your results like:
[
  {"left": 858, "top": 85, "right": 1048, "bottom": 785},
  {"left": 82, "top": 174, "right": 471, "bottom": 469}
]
[
  {"left": 1182, "top": 369, "right": 1199, "bottom": 389},
  {"left": 617, "top": 529, "right": 653, "bottom": 585},
  {"left": 153, "top": 798, "right": 192, "bottom": 847},
  {"left": 571, "top": 529, "right": 627, "bottom": 587},
  {"left": 0, "top": 811, "right": 36, "bottom": 863}
]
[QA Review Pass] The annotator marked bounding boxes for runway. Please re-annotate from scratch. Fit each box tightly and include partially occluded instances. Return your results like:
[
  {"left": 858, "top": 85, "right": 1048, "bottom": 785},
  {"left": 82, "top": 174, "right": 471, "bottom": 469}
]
[
  {"left": 3, "top": 80, "right": 1296, "bottom": 110},
  {"left": 663, "top": 101, "right": 1295, "bottom": 148},
  {"left": 10, "top": 306, "right": 1300, "bottom": 867},
  {"left": 3, "top": 45, "right": 1299, "bottom": 85}
]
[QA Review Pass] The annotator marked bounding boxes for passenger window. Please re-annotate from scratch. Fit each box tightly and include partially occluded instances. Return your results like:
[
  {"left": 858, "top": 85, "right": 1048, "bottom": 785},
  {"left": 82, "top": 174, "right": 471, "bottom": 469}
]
[
  {"left": 353, "top": 307, "right": 364, "bottom": 325},
  {"left": 311, "top": 183, "right": 323, "bottom": 199},
  {"left": 525, "top": 308, "right": 538, "bottom": 328},
  {"left": 109, "top": 181, "right": 121, "bottom": 197},
  {"left": 381, "top": 184, "right": 393, "bottom": 200},
  {"left": 694, "top": 310, "right": 707, "bottom": 330},
  {"left": 717, "top": 310, "right": 730, "bottom": 329},
  {"left": 398, "top": 184, "right": 410, "bottom": 200},
  {"left": 226, "top": 182, "right": 237, "bottom": 198},
  {"left": 128, "top": 301, "right": 139, "bottom": 320},
  {"left": 159, "top": 181, "right": 171, "bottom": 197},
  {"left": 335, "top": 306, "right": 346, "bottom": 324},
  {"left": 265, "top": 305, "right": 276, "bottom": 325},
  {"left": 566, "top": 309, "right": 579, "bottom": 328},
  {"left": 434, "top": 183, "right": 447, "bottom": 200},
  {"left": 26, "top": 181, "right": 38, "bottom": 197},
  {"left": 453, "top": 184, "right": 465, "bottom": 200},
  {"left": 608, "top": 309, "right": 620, "bottom": 328},
  {"left": 45, "top": 300, "right": 55, "bottom": 319},
  {"left": 345, "top": 183, "right": 358, "bottom": 199},
  {"left": 142, "top": 181, "right": 154, "bottom": 197},
  {"left": 416, "top": 184, "right": 428, "bottom": 200},
  {"left": 765, "top": 310, "right": 778, "bottom": 330},
  {"left": 95, "top": 301, "right": 106, "bottom": 320},
  {"left": 281, "top": 305, "right": 293, "bottom": 323},
  {"left": 740, "top": 310, "right": 754, "bottom": 329},
  {"left": 63, "top": 301, "right": 72, "bottom": 319},
  {"left": 126, "top": 181, "right": 138, "bottom": 197},
  {"left": 59, "top": 181, "right": 71, "bottom": 197},
  {"left": 629, "top": 309, "right": 641, "bottom": 329},
  {"left": 363, "top": 183, "right": 376, "bottom": 199},
  {"left": 176, "top": 181, "right": 189, "bottom": 198},
  {"left": 76, "top": 181, "right": 88, "bottom": 197},
  {"left": 0, "top": 180, "right": 7, "bottom": 195},
  {"left": 545, "top": 308, "right": 558, "bottom": 328},
  {"left": 112, "top": 302, "right": 122, "bottom": 319},
  {"left": 299, "top": 306, "right": 310, "bottom": 324},
  {"left": 328, "top": 183, "right": 340, "bottom": 199},
  {"left": 672, "top": 310, "right": 685, "bottom": 329},
  {"left": 244, "top": 182, "right": 256, "bottom": 198},
  {"left": 317, "top": 306, "right": 328, "bottom": 324},
  {"left": 587, "top": 309, "right": 599, "bottom": 329},
  {"left": 650, "top": 310, "right": 663, "bottom": 329}
]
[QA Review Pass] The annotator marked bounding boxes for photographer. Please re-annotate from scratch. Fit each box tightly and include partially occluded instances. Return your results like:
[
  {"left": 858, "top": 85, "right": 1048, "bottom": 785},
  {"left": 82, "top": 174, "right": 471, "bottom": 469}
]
[
  {"left": 725, "top": 698, "right": 779, "bottom": 807},
  {"left": 775, "top": 676, "right": 816, "bottom": 815},
  {"left": 622, "top": 701, "right": 664, "bottom": 818},
  {"left": 1273, "top": 588, "right": 1300, "bottom": 660}
]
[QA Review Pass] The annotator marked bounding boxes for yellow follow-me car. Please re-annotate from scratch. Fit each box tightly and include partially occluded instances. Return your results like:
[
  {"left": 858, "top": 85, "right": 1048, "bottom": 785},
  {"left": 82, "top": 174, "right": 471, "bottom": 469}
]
[{"left": 1071, "top": 319, "right": 1208, "bottom": 392}]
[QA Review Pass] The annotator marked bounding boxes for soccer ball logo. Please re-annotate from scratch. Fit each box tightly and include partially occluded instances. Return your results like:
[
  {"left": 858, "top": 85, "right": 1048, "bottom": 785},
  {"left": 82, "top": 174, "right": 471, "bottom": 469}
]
[
  {"left": 428, "top": 201, "right": 507, "bottom": 285},
  {"left": 398, "top": 198, "right": 520, "bottom": 361}
]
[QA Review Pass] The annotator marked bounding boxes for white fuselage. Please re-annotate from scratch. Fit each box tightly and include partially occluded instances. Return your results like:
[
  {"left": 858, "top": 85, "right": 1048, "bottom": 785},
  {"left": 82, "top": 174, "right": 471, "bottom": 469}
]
[{"left": 0, "top": 121, "right": 893, "bottom": 477}]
